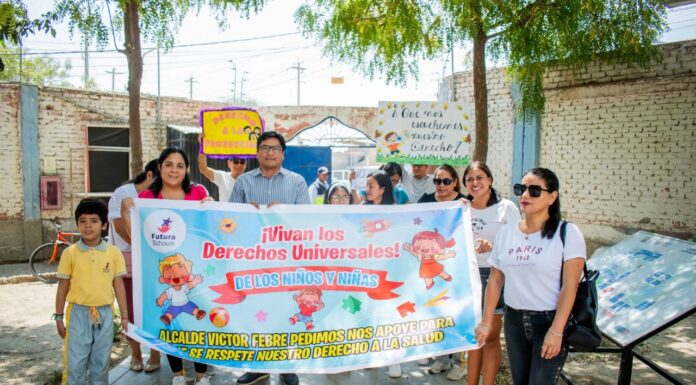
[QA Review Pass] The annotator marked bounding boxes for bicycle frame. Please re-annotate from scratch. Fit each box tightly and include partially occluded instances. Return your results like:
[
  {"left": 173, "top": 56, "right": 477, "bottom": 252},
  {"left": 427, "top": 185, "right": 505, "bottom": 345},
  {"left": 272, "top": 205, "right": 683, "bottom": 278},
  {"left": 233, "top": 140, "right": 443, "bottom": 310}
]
[{"left": 49, "top": 231, "right": 81, "bottom": 263}]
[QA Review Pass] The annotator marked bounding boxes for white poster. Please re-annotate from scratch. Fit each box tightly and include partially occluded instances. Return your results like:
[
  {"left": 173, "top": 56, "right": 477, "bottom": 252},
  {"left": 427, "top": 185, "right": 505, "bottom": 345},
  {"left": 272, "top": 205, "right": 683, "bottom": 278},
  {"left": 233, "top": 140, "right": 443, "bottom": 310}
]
[
  {"left": 375, "top": 101, "right": 474, "bottom": 166},
  {"left": 589, "top": 231, "right": 696, "bottom": 346}
]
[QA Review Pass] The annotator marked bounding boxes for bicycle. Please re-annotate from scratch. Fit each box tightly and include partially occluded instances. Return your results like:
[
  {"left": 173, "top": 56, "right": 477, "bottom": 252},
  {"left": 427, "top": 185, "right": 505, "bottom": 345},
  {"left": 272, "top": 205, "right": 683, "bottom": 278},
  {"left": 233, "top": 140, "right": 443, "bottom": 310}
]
[{"left": 29, "top": 220, "right": 81, "bottom": 283}]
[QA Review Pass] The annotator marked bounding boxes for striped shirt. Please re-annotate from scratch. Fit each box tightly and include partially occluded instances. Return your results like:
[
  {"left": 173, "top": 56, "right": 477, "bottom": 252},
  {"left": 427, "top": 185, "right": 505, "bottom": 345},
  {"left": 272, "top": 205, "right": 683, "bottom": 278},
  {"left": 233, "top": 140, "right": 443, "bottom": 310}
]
[{"left": 230, "top": 167, "right": 311, "bottom": 205}]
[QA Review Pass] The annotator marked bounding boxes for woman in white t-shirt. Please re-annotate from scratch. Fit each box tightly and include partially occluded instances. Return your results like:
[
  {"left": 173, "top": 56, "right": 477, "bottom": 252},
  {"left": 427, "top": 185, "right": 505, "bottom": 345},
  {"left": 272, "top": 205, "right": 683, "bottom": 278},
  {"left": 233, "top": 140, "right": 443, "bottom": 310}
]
[
  {"left": 476, "top": 168, "right": 586, "bottom": 385},
  {"left": 430, "top": 161, "right": 520, "bottom": 382}
]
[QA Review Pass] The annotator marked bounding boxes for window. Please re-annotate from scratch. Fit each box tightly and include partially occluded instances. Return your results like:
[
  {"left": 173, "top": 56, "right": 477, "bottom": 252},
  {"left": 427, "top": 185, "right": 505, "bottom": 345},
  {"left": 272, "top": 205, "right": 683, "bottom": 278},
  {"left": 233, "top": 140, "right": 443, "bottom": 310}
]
[{"left": 87, "top": 126, "right": 130, "bottom": 194}]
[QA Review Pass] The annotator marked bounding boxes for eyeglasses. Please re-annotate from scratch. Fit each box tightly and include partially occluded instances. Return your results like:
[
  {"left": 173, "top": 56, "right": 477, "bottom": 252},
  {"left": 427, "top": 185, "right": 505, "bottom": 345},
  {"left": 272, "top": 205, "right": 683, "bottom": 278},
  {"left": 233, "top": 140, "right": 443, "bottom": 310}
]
[
  {"left": 330, "top": 194, "right": 350, "bottom": 202},
  {"left": 513, "top": 184, "right": 550, "bottom": 198},
  {"left": 258, "top": 145, "right": 283, "bottom": 154},
  {"left": 465, "top": 175, "right": 486, "bottom": 184},
  {"left": 231, "top": 159, "right": 246, "bottom": 165},
  {"left": 433, "top": 178, "right": 454, "bottom": 186}
]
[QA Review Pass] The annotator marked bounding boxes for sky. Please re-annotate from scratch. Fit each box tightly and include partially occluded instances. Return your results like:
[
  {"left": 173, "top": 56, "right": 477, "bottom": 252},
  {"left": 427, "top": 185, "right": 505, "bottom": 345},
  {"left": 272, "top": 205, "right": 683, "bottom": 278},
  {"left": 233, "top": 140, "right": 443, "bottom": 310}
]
[{"left": 20, "top": 1, "right": 696, "bottom": 107}]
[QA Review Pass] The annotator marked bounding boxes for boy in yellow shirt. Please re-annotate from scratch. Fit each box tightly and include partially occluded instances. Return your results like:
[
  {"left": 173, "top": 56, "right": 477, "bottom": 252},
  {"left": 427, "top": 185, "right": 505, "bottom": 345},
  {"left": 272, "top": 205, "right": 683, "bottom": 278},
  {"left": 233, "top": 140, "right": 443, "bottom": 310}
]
[{"left": 54, "top": 198, "right": 128, "bottom": 385}]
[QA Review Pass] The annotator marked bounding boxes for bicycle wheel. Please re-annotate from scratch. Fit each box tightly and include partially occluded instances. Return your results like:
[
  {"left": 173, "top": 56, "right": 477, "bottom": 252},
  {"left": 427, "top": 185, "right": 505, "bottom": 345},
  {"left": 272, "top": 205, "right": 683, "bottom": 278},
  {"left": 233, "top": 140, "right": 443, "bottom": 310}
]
[{"left": 29, "top": 243, "right": 68, "bottom": 283}]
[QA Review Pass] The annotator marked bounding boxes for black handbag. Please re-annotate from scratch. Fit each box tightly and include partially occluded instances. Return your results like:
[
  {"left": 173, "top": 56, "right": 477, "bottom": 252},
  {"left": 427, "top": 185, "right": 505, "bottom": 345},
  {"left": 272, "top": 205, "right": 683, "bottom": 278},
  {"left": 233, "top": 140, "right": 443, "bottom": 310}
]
[{"left": 560, "top": 221, "right": 602, "bottom": 351}]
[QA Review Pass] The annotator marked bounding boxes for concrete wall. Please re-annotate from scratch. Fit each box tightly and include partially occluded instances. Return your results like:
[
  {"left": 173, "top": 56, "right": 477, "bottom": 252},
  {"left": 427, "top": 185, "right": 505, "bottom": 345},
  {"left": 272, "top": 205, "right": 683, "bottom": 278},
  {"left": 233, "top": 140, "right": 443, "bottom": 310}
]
[{"left": 451, "top": 40, "right": 696, "bottom": 248}]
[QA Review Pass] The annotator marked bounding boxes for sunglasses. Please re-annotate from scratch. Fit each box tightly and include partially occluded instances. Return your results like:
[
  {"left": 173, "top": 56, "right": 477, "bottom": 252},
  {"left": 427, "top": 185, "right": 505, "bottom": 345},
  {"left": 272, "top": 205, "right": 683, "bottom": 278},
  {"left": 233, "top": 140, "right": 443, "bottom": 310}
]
[
  {"left": 433, "top": 178, "right": 454, "bottom": 186},
  {"left": 513, "top": 184, "right": 550, "bottom": 198},
  {"left": 231, "top": 159, "right": 246, "bottom": 165}
]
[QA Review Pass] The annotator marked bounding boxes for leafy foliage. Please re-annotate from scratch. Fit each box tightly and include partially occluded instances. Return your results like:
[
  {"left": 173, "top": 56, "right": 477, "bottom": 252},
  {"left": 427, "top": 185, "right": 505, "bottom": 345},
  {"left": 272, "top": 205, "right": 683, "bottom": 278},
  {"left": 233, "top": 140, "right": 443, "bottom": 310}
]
[
  {"left": 52, "top": 0, "right": 270, "bottom": 51},
  {"left": 296, "top": 0, "right": 667, "bottom": 113},
  {"left": 296, "top": 0, "right": 444, "bottom": 84},
  {"left": 0, "top": 43, "right": 73, "bottom": 86},
  {"left": 0, "top": 0, "right": 57, "bottom": 44}
]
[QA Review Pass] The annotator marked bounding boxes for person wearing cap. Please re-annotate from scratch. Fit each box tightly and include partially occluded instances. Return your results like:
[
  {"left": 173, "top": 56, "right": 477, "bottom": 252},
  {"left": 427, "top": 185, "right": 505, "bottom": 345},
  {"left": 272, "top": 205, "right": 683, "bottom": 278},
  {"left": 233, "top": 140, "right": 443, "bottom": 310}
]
[
  {"left": 198, "top": 133, "right": 247, "bottom": 202},
  {"left": 308, "top": 166, "right": 330, "bottom": 204}
]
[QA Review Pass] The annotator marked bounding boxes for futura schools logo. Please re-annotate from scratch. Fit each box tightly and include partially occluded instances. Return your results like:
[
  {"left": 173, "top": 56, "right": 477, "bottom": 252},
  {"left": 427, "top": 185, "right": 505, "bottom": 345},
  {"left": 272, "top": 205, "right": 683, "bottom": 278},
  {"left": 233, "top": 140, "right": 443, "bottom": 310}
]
[{"left": 144, "top": 210, "right": 185, "bottom": 253}]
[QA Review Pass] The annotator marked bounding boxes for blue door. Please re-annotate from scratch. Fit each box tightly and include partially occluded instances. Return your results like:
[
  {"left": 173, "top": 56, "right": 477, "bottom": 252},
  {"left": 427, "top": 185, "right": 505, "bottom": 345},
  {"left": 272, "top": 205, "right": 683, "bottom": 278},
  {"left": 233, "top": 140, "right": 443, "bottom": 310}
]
[{"left": 284, "top": 146, "right": 332, "bottom": 187}]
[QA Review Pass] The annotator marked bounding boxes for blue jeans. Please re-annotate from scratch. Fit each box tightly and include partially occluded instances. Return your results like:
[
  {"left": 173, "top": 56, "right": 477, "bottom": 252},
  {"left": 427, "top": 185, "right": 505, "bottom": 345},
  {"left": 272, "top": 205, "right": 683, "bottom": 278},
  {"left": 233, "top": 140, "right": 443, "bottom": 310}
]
[{"left": 504, "top": 307, "right": 568, "bottom": 385}]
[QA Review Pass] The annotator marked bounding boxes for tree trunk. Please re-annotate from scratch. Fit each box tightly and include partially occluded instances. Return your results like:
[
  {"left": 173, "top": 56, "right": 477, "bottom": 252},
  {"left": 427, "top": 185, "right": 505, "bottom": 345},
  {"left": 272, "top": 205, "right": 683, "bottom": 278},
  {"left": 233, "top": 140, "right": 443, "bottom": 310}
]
[
  {"left": 124, "top": 0, "right": 143, "bottom": 175},
  {"left": 471, "top": 24, "right": 488, "bottom": 162}
]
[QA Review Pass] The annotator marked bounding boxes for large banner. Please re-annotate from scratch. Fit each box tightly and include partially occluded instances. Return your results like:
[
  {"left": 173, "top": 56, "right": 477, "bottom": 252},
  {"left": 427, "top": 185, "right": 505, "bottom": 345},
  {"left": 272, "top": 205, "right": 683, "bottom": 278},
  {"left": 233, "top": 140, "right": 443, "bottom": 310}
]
[
  {"left": 590, "top": 231, "right": 696, "bottom": 346},
  {"left": 128, "top": 200, "right": 481, "bottom": 373},
  {"left": 375, "top": 101, "right": 474, "bottom": 166}
]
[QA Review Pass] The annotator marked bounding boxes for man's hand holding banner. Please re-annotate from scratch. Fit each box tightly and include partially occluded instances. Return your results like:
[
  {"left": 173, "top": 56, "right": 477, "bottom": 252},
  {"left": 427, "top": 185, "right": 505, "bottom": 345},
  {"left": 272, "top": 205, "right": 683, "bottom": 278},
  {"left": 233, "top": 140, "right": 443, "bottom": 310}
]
[{"left": 128, "top": 200, "right": 481, "bottom": 373}]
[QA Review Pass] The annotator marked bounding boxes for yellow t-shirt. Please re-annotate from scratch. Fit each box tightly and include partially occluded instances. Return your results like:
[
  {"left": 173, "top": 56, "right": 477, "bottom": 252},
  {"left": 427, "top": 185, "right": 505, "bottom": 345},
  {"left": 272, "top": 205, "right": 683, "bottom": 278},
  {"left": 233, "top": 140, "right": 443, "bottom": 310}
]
[{"left": 57, "top": 240, "right": 127, "bottom": 306}]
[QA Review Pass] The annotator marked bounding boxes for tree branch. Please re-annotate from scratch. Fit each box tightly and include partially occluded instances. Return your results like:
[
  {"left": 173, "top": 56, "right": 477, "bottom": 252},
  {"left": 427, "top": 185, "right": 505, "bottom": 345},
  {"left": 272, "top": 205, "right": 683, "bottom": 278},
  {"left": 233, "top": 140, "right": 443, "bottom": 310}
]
[
  {"left": 486, "top": 0, "right": 559, "bottom": 42},
  {"left": 105, "top": 0, "right": 125, "bottom": 54}
]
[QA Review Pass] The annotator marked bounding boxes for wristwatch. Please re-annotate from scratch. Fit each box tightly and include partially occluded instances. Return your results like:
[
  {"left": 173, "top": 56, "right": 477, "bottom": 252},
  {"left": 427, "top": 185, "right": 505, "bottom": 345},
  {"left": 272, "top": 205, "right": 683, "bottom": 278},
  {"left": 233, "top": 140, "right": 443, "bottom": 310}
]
[{"left": 51, "top": 313, "right": 64, "bottom": 321}]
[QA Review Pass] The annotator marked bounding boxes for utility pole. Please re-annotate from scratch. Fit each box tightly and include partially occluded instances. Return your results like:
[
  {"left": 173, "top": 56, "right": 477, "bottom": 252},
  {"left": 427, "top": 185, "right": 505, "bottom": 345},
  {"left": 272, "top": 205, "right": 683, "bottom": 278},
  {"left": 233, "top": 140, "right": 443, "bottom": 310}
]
[
  {"left": 240, "top": 71, "right": 248, "bottom": 102},
  {"left": 105, "top": 67, "right": 123, "bottom": 91},
  {"left": 289, "top": 61, "right": 305, "bottom": 105},
  {"left": 83, "top": 34, "right": 89, "bottom": 88},
  {"left": 229, "top": 60, "right": 237, "bottom": 103},
  {"left": 185, "top": 76, "right": 198, "bottom": 100}
]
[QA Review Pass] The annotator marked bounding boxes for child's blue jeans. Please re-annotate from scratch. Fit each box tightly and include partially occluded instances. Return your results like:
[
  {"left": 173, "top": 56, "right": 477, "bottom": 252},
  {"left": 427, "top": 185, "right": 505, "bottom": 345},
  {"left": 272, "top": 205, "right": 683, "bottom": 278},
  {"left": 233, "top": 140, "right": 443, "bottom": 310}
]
[
  {"left": 63, "top": 303, "right": 113, "bottom": 385},
  {"left": 504, "top": 306, "right": 569, "bottom": 385}
]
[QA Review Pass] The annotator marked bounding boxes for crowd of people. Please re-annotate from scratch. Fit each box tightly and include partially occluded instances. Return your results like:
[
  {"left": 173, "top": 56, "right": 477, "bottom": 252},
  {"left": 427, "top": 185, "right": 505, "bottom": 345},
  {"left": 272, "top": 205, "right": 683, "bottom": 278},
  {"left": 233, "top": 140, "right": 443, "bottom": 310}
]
[{"left": 54, "top": 130, "right": 586, "bottom": 385}]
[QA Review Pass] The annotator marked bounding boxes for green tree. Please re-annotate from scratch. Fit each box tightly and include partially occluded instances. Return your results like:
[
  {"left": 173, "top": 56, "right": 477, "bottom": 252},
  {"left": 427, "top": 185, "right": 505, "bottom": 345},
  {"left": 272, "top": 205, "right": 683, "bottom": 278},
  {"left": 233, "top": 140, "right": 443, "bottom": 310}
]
[
  {"left": 53, "top": 0, "right": 267, "bottom": 175},
  {"left": 0, "top": 0, "right": 57, "bottom": 71},
  {"left": 0, "top": 43, "right": 72, "bottom": 85},
  {"left": 296, "top": 0, "right": 667, "bottom": 162}
]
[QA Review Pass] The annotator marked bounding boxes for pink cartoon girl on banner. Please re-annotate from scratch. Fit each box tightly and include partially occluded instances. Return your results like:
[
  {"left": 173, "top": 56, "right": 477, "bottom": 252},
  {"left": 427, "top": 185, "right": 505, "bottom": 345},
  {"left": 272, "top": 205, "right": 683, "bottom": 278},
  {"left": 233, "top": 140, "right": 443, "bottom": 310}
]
[{"left": 404, "top": 229, "right": 456, "bottom": 289}]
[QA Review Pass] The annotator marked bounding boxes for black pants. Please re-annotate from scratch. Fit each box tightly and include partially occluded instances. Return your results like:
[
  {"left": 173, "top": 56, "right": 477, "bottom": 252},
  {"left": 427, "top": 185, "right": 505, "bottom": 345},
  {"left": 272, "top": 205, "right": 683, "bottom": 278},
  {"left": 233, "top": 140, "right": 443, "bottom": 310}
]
[{"left": 167, "top": 354, "right": 207, "bottom": 374}]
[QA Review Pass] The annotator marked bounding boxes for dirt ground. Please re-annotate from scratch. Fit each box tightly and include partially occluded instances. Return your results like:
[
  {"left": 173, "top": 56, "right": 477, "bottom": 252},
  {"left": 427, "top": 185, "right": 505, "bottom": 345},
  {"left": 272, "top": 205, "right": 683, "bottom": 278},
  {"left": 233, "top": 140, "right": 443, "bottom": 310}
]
[{"left": 1, "top": 279, "right": 694, "bottom": 385}]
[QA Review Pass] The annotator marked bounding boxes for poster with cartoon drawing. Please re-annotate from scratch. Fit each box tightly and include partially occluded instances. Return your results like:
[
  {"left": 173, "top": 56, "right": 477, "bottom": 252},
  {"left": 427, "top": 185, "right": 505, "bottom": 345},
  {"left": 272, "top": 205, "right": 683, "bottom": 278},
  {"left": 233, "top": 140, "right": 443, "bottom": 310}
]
[
  {"left": 375, "top": 101, "right": 474, "bottom": 166},
  {"left": 199, "top": 107, "right": 264, "bottom": 158},
  {"left": 129, "top": 200, "right": 480, "bottom": 373}
]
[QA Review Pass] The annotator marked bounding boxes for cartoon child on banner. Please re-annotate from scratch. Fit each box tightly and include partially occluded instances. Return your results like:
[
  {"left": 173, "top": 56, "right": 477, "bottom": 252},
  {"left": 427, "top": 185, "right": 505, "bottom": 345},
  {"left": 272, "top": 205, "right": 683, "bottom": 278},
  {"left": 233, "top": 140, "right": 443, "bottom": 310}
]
[
  {"left": 289, "top": 288, "right": 325, "bottom": 331},
  {"left": 404, "top": 229, "right": 456, "bottom": 289},
  {"left": 156, "top": 253, "right": 207, "bottom": 325},
  {"left": 384, "top": 132, "right": 403, "bottom": 155}
]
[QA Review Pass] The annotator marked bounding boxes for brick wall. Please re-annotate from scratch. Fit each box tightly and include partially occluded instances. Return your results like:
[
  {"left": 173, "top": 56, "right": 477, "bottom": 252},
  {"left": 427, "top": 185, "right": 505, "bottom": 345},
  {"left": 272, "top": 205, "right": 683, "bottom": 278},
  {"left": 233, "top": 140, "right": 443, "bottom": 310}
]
[
  {"left": 451, "top": 68, "right": 516, "bottom": 199},
  {"left": 451, "top": 40, "right": 696, "bottom": 244},
  {"left": 0, "top": 85, "right": 22, "bottom": 221},
  {"left": 541, "top": 40, "right": 696, "bottom": 241}
]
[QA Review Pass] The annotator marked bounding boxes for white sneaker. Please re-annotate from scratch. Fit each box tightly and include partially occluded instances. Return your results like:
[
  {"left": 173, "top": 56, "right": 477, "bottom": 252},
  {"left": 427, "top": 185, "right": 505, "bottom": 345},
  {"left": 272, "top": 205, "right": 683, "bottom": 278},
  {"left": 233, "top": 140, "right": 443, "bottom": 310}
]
[
  {"left": 196, "top": 376, "right": 211, "bottom": 385},
  {"left": 447, "top": 364, "right": 466, "bottom": 381},
  {"left": 172, "top": 376, "right": 187, "bottom": 385},
  {"left": 428, "top": 360, "right": 452, "bottom": 374},
  {"left": 387, "top": 364, "right": 402, "bottom": 378},
  {"left": 417, "top": 358, "right": 430, "bottom": 365}
]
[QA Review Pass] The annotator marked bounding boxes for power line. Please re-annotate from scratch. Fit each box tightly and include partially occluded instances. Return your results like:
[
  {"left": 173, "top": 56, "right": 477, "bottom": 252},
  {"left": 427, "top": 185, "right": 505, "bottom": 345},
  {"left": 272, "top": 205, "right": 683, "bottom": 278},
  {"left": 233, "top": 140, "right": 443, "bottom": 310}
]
[{"left": 16, "top": 32, "right": 301, "bottom": 56}]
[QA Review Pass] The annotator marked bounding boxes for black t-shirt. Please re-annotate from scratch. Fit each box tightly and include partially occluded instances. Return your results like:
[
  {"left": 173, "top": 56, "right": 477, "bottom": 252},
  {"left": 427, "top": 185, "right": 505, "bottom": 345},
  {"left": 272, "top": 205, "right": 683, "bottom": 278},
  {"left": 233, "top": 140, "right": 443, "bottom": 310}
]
[{"left": 418, "top": 192, "right": 466, "bottom": 203}]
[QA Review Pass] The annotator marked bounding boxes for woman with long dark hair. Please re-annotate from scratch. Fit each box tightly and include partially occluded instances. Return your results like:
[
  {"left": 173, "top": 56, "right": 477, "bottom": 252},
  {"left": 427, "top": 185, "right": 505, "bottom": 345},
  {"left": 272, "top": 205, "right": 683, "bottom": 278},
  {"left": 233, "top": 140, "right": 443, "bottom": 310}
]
[
  {"left": 417, "top": 164, "right": 465, "bottom": 203},
  {"left": 121, "top": 147, "right": 211, "bottom": 385},
  {"left": 476, "top": 168, "right": 586, "bottom": 385},
  {"left": 363, "top": 170, "right": 395, "bottom": 205}
]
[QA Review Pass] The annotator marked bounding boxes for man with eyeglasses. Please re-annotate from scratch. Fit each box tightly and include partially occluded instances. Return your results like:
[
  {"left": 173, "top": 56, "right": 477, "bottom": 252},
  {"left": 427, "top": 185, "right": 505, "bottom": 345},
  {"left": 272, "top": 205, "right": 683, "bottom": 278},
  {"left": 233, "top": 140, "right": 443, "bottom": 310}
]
[
  {"left": 229, "top": 130, "right": 309, "bottom": 385},
  {"left": 197, "top": 134, "right": 247, "bottom": 202}
]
